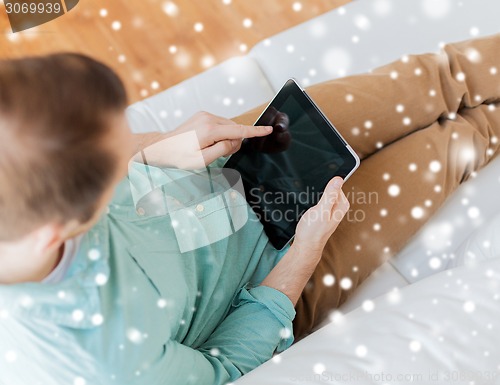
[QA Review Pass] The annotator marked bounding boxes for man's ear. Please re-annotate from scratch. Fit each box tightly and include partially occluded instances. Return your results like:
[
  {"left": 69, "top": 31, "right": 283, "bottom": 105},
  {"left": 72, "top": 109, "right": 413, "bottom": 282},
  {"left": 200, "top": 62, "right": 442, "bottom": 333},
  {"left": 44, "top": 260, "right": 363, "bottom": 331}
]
[{"left": 31, "top": 222, "right": 69, "bottom": 255}]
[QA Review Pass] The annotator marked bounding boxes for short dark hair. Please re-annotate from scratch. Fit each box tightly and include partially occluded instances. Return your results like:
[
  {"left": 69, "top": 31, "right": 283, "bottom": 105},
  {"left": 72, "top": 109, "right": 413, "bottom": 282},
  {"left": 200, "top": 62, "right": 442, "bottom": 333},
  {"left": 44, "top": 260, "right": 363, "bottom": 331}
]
[{"left": 0, "top": 53, "right": 128, "bottom": 241}]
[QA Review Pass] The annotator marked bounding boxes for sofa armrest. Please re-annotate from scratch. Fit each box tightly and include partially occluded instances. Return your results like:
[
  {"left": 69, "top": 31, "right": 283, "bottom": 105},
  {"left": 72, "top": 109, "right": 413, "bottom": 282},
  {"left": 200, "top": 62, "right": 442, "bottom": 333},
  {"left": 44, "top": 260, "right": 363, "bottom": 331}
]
[{"left": 126, "top": 56, "right": 275, "bottom": 134}]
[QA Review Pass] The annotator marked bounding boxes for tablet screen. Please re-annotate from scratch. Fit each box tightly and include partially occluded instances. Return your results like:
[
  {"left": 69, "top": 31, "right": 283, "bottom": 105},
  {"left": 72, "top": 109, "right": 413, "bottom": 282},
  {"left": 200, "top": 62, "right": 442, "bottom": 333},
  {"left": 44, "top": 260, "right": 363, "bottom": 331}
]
[{"left": 223, "top": 79, "right": 359, "bottom": 250}]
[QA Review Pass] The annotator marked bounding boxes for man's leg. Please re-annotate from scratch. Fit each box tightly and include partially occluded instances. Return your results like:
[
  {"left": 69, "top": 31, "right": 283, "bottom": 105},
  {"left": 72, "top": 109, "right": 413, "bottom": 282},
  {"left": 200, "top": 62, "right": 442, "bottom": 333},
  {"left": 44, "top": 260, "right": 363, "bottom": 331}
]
[
  {"left": 232, "top": 34, "right": 500, "bottom": 338},
  {"left": 293, "top": 103, "right": 500, "bottom": 339},
  {"left": 234, "top": 34, "right": 500, "bottom": 160}
]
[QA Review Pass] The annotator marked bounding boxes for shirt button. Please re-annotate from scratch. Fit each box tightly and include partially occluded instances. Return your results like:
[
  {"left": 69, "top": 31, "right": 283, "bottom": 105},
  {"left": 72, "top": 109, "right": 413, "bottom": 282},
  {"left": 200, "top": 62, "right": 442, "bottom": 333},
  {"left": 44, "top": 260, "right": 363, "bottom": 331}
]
[
  {"left": 195, "top": 204, "right": 204, "bottom": 212},
  {"left": 230, "top": 191, "right": 238, "bottom": 199},
  {"left": 136, "top": 207, "right": 145, "bottom": 216}
]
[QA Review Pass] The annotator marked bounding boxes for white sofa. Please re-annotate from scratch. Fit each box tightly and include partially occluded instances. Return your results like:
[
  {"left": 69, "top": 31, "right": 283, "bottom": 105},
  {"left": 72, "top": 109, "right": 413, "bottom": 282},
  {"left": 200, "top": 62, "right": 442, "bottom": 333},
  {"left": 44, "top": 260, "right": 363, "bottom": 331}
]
[{"left": 127, "top": 0, "right": 500, "bottom": 383}]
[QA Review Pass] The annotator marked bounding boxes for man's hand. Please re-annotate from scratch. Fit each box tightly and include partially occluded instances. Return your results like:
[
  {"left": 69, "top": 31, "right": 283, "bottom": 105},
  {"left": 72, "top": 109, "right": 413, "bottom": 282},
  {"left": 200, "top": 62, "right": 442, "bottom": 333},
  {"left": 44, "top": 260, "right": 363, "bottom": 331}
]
[
  {"left": 294, "top": 176, "right": 350, "bottom": 253},
  {"left": 260, "top": 176, "right": 349, "bottom": 305},
  {"left": 242, "top": 107, "right": 292, "bottom": 154},
  {"left": 134, "top": 111, "right": 273, "bottom": 169}
]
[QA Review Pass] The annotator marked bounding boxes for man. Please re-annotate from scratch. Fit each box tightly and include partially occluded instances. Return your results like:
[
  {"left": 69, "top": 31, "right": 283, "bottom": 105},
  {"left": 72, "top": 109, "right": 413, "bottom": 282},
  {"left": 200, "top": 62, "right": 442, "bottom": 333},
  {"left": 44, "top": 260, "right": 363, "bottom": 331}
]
[
  {"left": 0, "top": 53, "right": 349, "bottom": 385},
  {"left": 1, "top": 33, "right": 500, "bottom": 384}
]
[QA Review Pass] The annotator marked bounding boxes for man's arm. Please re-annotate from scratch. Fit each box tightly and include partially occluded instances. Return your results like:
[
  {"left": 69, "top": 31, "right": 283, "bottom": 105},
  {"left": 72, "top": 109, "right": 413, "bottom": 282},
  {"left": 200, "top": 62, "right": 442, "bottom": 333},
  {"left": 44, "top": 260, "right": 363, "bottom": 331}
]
[
  {"left": 130, "top": 111, "right": 272, "bottom": 169},
  {"left": 132, "top": 130, "right": 176, "bottom": 155},
  {"left": 260, "top": 177, "right": 349, "bottom": 305}
]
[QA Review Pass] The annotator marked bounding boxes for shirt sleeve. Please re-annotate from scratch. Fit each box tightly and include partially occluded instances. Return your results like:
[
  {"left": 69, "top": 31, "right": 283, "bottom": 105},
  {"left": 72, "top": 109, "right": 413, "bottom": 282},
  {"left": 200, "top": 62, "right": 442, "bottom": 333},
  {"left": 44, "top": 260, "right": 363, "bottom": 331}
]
[
  {"left": 139, "top": 285, "right": 295, "bottom": 385},
  {"left": 207, "top": 155, "right": 230, "bottom": 169},
  {"left": 199, "top": 285, "right": 296, "bottom": 370}
]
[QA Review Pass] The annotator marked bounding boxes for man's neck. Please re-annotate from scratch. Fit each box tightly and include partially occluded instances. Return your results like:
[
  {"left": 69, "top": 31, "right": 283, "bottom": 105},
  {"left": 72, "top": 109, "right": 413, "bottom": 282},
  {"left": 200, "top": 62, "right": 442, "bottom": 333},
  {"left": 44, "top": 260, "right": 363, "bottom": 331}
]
[
  {"left": 37, "top": 242, "right": 66, "bottom": 282},
  {"left": 0, "top": 242, "right": 65, "bottom": 285}
]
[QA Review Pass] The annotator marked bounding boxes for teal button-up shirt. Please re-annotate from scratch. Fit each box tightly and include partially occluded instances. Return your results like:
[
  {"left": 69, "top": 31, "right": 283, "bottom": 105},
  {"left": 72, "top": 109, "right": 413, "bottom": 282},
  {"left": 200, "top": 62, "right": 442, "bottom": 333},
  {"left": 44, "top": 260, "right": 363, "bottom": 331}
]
[{"left": 0, "top": 161, "right": 295, "bottom": 385}]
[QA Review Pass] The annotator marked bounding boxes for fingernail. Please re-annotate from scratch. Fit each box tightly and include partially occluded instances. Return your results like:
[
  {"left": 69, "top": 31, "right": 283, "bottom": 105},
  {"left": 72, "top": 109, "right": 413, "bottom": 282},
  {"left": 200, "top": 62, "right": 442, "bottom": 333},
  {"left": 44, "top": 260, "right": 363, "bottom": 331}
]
[
  {"left": 265, "top": 126, "right": 273, "bottom": 131},
  {"left": 333, "top": 178, "right": 343, "bottom": 188}
]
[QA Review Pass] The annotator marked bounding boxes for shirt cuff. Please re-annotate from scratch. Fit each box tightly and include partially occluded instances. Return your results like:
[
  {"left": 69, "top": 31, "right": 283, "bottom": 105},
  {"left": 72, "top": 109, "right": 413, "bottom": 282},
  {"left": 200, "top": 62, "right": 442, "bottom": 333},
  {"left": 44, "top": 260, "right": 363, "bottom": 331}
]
[{"left": 232, "top": 285, "right": 296, "bottom": 352}]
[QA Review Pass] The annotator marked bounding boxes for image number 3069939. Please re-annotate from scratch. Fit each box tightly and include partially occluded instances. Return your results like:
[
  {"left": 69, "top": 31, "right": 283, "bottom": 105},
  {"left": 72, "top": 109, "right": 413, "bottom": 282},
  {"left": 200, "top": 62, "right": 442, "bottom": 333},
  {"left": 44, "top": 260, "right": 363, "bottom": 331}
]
[{"left": 4, "top": 0, "right": 79, "bottom": 33}]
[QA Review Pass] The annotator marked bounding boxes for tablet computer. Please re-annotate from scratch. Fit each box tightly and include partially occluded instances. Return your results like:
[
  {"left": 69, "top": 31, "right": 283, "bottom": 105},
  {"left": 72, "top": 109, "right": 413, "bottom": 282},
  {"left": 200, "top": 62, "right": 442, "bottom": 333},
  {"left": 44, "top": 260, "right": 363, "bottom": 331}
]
[{"left": 223, "top": 78, "right": 360, "bottom": 250}]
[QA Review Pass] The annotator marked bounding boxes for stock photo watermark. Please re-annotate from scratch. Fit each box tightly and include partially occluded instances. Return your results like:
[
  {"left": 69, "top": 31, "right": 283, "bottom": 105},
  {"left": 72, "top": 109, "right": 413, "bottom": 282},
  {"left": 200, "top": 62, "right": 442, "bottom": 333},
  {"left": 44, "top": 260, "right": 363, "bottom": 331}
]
[
  {"left": 290, "top": 369, "right": 500, "bottom": 384},
  {"left": 3, "top": 0, "right": 79, "bottom": 32},
  {"left": 248, "top": 186, "right": 379, "bottom": 225}
]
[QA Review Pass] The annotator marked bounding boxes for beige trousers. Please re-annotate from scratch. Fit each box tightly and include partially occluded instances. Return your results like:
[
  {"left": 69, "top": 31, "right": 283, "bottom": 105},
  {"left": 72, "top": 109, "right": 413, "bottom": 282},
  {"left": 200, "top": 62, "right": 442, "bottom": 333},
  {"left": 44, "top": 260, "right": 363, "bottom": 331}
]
[{"left": 234, "top": 33, "right": 500, "bottom": 340}]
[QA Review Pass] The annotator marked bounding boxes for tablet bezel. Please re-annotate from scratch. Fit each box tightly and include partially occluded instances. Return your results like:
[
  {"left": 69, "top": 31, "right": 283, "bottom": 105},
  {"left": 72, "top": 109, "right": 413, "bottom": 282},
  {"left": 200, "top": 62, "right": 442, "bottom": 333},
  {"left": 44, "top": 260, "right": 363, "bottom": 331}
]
[{"left": 224, "top": 78, "right": 360, "bottom": 250}]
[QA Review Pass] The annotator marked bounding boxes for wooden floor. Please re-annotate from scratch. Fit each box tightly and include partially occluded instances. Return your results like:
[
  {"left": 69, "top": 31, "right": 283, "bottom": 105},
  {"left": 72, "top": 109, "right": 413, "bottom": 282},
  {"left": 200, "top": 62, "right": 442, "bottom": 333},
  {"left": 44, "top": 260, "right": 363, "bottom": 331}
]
[{"left": 0, "top": 0, "right": 350, "bottom": 103}]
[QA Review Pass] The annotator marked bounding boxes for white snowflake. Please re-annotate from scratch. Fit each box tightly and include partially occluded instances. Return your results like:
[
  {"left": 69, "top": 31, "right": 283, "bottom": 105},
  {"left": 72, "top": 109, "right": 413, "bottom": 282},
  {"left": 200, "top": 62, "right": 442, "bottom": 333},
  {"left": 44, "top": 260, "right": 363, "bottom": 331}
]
[
  {"left": 72, "top": 309, "right": 85, "bottom": 322},
  {"left": 111, "top": 21, "right": 121, "bottom": 31},
  {"left": 463, "top": 301, "right": 475, "bottom": 313},
  {"left": 279, "top": 327, "right": 292, "bottom": 339},
  {"left": 210, "top": 348, "right": 220, "bottom": 357},
  {"left": 74, "top": 377, "right": 86, "bottom": 385},
  {"left": 409, "top": 340, "right": 422, "bottom": 352},
  {"left": 388, "top": 184, "right": 400, "bottom": 197},
  {"left": 162, "top": 2, "right": 179, "bottom": 17},
  {"left": 88, "top": 248, "right": 101, "bottom": 261},
  {"left": 313, "top": 363, "right": 326, "bottom": 374},
  {"left": 429, "top": 160, "right": 442, "bottom": 173},
  {"left": 322, "top": 274, "right": 335, "bottom": 287},
  {"left": 456, "top": 72, "right": 466, "bottom": 82},
  {"left": 271, "top": 355, "right": 282, "bottom": 363},
  {"left": 355, "top": 345, "right": 368, "bottom": 357},
  {"left": 467, "top": 206, "right": 480, "bottom": 219},
  {"left": 95, "top": 273, "right": 108, "bottom": 286},
  {"left": 340, "top": 277, "right": 352, "bottom": 290},
  {"left": 127, "top": 328, "right": 144, "bottom": 344},
  {"left": 201, "top": 55, "right": 215, "bottom": 68},
  {"left": 292, "top": 2, "right": 302, "bottom": 12},
  {"left": 353, "top": 14, "right": 371, "bottom": 31},
  {"left": 242, "top": 18, "right": 252, "bottom": 28},
  {"left": 387, "top": 288, "right": 401, "bottom": 304},
  {"left": 362, "top": 300, "right": 375, "bottom": 312},
  {"left": 411, "top": 206, "right": 424, "bottom": 219},
  {"left": 429, "top": 257, "right": 442, "bottom": 269},
  {"left": 91, "top": 314, "right": 104, "bottom": 326},
  {"left": 193, "top": 22, "right": 204, "bottom": 32}
]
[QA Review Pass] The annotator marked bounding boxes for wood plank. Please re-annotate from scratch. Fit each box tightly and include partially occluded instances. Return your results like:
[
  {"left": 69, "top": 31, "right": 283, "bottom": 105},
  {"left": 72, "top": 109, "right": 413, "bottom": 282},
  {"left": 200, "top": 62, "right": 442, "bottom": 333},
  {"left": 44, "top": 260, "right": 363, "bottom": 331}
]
[{"left": 0, "top": 0, "right": 350, "bottom": 103}]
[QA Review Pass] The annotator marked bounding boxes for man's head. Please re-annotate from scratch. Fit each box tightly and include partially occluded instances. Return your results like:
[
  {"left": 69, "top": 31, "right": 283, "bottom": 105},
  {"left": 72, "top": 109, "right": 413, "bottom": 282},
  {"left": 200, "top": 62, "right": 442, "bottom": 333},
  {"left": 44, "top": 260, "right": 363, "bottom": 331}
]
[{"left": 0, "top": 53, "right": 133, "bottom": 264}]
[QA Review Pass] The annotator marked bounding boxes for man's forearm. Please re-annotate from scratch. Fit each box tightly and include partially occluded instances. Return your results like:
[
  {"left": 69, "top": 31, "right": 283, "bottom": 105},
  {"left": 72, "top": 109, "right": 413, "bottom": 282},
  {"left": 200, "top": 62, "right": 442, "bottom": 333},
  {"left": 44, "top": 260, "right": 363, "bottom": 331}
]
[
  {"left": 260, "top": 242, "right": 323, "bottom": 306},
  {"left": 132, "top": 131, "right": 176, "bottom": 155},
  {"left": 131, "top": 131, "right": 178, "bottom": 166}
]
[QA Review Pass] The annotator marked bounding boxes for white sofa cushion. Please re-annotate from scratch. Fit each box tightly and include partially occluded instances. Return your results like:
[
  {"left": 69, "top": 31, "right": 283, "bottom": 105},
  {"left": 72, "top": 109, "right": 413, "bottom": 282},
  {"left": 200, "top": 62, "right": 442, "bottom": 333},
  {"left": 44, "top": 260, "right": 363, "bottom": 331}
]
[
  {"left": 448, "top": 208, "right": 500, "bottom": 269},
  {"left": 249, "top": 0, "right": 500, "bottom": 91},
  {"left": 126, "top": 57, "right": 274, "bottom": 133},
  {"left": 236, "top": 256, "right": 500, "bottom": 385},
  {"left": 393, "top": 156, "right": 500, "bottom": 283}
]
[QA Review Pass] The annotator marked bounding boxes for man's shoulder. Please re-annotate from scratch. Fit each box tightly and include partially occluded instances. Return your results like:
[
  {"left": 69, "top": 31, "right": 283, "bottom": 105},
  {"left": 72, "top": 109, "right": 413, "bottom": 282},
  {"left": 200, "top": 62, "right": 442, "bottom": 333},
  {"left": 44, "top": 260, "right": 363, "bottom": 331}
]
[{"left": 0, "top": 313, "right": 112, "bottom": 385}]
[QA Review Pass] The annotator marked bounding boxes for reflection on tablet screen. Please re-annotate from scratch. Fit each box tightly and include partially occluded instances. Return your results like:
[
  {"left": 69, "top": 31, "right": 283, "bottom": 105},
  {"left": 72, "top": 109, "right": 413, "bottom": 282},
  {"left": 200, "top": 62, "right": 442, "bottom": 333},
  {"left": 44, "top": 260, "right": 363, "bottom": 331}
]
[{"left": 224, "top": 79, "right": 358, "bottom": 250}]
